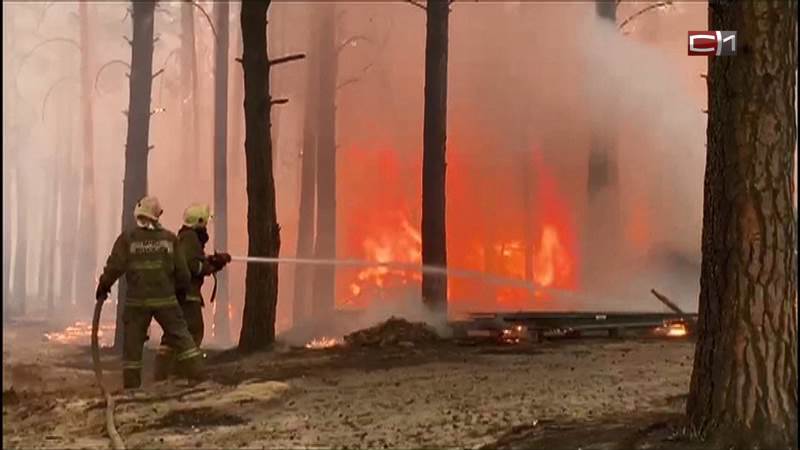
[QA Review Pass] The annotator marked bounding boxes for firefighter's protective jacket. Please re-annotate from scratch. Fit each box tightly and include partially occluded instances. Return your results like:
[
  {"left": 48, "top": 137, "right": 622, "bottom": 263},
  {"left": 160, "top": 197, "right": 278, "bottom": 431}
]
[
  {"left": 99, "top": 226, "right": 191, "bottom": 308},
  {"left": 178, "top": 226, "right": 215, "bottom": 304}
]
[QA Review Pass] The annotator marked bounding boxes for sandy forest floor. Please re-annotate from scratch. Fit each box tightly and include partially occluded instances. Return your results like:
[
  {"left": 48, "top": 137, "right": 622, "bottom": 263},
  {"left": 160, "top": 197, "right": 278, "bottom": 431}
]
[{"left": 3, "top": 319, "right": 704, "bottom": 450}]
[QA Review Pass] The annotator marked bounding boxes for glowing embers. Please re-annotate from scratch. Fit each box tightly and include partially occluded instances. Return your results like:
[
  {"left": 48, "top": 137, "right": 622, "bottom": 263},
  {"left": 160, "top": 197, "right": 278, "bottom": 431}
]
[
  {"left": 305, "top": 336, "right": 342, "bottom": 349},
  {"left": 44, "top": 321, "right": 115, "bottom": 347},
  {"left": 654, "top": 321, "right": 689, "bottom": 338}
]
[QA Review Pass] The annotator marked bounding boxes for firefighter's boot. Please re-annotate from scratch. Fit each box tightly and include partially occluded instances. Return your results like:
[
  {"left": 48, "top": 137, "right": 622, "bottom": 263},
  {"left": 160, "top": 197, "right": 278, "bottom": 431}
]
[
  {"left": 122, "top": 368, "right": 142, "bottom": 390},
  {"left": 153, "top": 346, "right": 174, "bottom": 382}
]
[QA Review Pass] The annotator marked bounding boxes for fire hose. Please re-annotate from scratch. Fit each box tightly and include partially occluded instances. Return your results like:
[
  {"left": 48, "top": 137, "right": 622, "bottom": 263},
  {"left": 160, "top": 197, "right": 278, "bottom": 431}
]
[{"left": 91, "top": 300, "right": 126, "bottom": 450}]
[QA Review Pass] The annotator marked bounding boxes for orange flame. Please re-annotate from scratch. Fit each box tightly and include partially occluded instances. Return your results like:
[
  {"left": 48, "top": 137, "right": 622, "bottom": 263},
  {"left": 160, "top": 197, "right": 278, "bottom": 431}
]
[{"left": 338, "top": 142, "right": 578, "bottom": 313}]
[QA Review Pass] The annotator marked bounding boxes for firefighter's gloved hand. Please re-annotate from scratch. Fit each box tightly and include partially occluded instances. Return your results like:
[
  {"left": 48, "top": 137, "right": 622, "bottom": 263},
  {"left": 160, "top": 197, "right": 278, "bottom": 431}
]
[
  {"left": 96, "top": 284, "right": 110, "bottom": 303},
  {"left": 208, "top": 253, "right": 231, "bottom": 271}
]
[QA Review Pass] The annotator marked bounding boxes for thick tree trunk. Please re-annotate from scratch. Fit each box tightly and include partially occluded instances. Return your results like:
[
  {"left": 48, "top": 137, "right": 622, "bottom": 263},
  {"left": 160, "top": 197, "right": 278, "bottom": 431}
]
[
  {"left": 213, "top": 0, "right": 231, "bottom": 345},
  {"left": 311, "top": 3, "right": 337, "bottom": 319},
  {"left": 686, "top": 2, "right": 798, "bottom": 449},
  {"left": 293, "top": 53, "right": 318, "bottom": 326},
  {"left": 181, "top": 0, "right": 198, "bottom": 176},
  {"left": 238, "top": 0, "right": 281, "bottom": 352},
  {"left": 114, "top": 0, "right": 156, "bottom": 350},
  {"left": 76, "top": 0, "right": 98, "bottom": 306},
  {"left": 420, "top": 0, "right": 449, "bottom": 317}
]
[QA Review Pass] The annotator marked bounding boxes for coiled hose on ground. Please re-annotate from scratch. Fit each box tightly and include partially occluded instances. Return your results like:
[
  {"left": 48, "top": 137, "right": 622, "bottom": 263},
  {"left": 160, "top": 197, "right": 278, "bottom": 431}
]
[{"left": 91, "top": 301, "right": 126, "bottom": 450}]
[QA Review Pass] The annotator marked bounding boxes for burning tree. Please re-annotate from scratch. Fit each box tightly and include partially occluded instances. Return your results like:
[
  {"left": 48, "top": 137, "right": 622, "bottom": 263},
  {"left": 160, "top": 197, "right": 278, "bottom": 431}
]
[
  {"left": 114, "top": 0, "right": 157, "bottom": 350},
  {"left": 237, "top": 0, "right": 303, "bottom": 351},
  {"left": 686, "top": 1, "right": 797, "bottom": 449}
]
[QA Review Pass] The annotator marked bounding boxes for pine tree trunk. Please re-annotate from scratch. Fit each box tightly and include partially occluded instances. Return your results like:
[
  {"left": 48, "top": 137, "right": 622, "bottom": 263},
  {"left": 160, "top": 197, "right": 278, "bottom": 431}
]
[
  {"left": 229, "top": 24, "right": 245, "bottom": 181},
  {"left": 238, "top": 0, "right": 281, "bottom": 352},
  {"left": 114, "top": 0, "right": 156, "bottom": 351},
  {"left": 213, "top": 0, "right": 231, "bottom": 345},
  {"left": 59, "top": 137, "right": 80, "bottom": 310},
  {"left": 421, "top": 0, "right": 449, "bottom": 317},
  {"left": 293, "top": 50, "right": 318, "bottom": 326},
  {"left": 311, "top": 3, "right": 337, "bottom": 319},
  {"left": 181, "top": 0, "right": 197, "bottom": 176},
  {"left": 686, "top": 2, "right": 798, "bottom": 449},
  {"left": 13, "top": 170, "right": 28, "bottom": 317},
  {"left": 76, "top": 0, "right": 98, "bottom": 306},
  {"left": 2, "top": 7, "right": 13, "bottom": 320}
]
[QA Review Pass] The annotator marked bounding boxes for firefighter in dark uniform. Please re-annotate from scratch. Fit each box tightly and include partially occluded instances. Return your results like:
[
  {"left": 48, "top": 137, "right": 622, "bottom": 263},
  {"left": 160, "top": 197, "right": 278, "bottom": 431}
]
[
  {"left": 153, "top": 203, "right": 230, "bottom": 381},
  {"left": 95, "top": 196, "right": 204, "bottom": 389}
]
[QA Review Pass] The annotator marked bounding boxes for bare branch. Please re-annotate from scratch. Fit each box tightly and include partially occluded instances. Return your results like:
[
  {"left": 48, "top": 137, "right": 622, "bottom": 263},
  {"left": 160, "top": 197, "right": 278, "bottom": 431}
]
[
  {"left": 269, "top": 53, "right": 306, "bottom": 66},
  {"left": 270, "top": 98, "right": 289, "bottom": 106},
  {"left": 700, "top": 73, "right": 708, "bottom": 79},
  {"left": 235, "top": 57, "right": 243, "bottom": 64},
  {"left": 404, "top": 0, "right": 427, "bottom": 11},
  {"left": 189, "top": 1, "right": 218, "bottom": 42},
  {"left": 94, "top": 59, "right": 131, "bottom": 94},
  {"left": 618, "top": 1, "right": 672, "bottom": 31},
  {"left": 15, "top": 37, "right": 80, "bottom": 95},
  {"left": 124, "top": 36, "right": 133, "bottom": 47},
  {"left": 337, "top": 59, "right": 375, "bottom": 91},
  {"left": 121, "top": 7, "right": 131, "bottom": 23},
  {"left": 152, "top": 68, "right": 165, "bottom": 79},
  {"left": 41, "top": 76, "right": 79, "bottom": 122},
  {"left": 336, "top": 77, "right": 360, "bottom": 91},
  {"left": 122, "top": 110, "right": 128, "bottom": 117},
  {"left": 147, "top": 145, "right": 155, "bottom": 151}
]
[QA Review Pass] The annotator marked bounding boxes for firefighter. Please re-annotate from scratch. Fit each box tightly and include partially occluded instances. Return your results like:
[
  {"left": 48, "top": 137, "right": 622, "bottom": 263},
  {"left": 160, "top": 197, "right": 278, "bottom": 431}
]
[
  {"left": 153, "top": 203, "right": 230, "bottom": 380},
  {"left": 95, "top": 196, "right": 204, "bottom": 389}
]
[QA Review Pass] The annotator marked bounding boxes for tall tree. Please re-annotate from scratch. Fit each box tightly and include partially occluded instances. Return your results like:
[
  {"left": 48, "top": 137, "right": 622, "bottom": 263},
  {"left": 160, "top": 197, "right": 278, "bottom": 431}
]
[
  {"left": 420, "top": 0, "right": 450, "bottom": 317},
  {"left": 12, "top": 165, "right": 29, "bottom": 317},
  {"left": 2, "top": 3, "right": 13, "bottom": 318},
  {"left": 76, "top": 0, "right": 98, "bottom": 305},
  {"left": 181, "top": 0, "right": 199, "bottom": 176},
  {"left": 213, "top": 0, "right": 231, "bottom": 345},
  {"left": 238, "top": 0, "right": 281, "bottom": 352},
  {"left": 293, "top": 30, "right": 318, "bottom": 326},
  {"left": 686, "top": 2, "right": 797, "bottom": 449},
  {"left": 114, "top": 0, "right": 157, "bottom": 350},
  {"left": 311, "top": 3, "right": 337, "bottom": 319}
]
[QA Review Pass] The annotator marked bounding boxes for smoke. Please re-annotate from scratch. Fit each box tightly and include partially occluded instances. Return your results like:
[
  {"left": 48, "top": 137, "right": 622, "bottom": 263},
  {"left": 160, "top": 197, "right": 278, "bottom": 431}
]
[{"left": 4, "top": 1, "right": 710, "bottom": 342}]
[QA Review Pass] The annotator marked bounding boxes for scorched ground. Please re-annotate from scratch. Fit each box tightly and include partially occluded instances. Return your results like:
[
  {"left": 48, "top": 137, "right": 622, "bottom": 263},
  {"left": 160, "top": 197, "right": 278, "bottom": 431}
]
[{"left": 1, "top": 319, "right": 698, "bottom": 449}]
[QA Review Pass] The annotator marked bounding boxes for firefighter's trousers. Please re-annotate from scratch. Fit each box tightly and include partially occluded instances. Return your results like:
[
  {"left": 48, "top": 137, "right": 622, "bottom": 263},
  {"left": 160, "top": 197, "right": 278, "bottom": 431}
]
[
  {"left": 122, "top": 303, "right": 203, "bottom": 389},
  {"left": 154, "top": 301, "right": 204, "bottom": 381}
]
